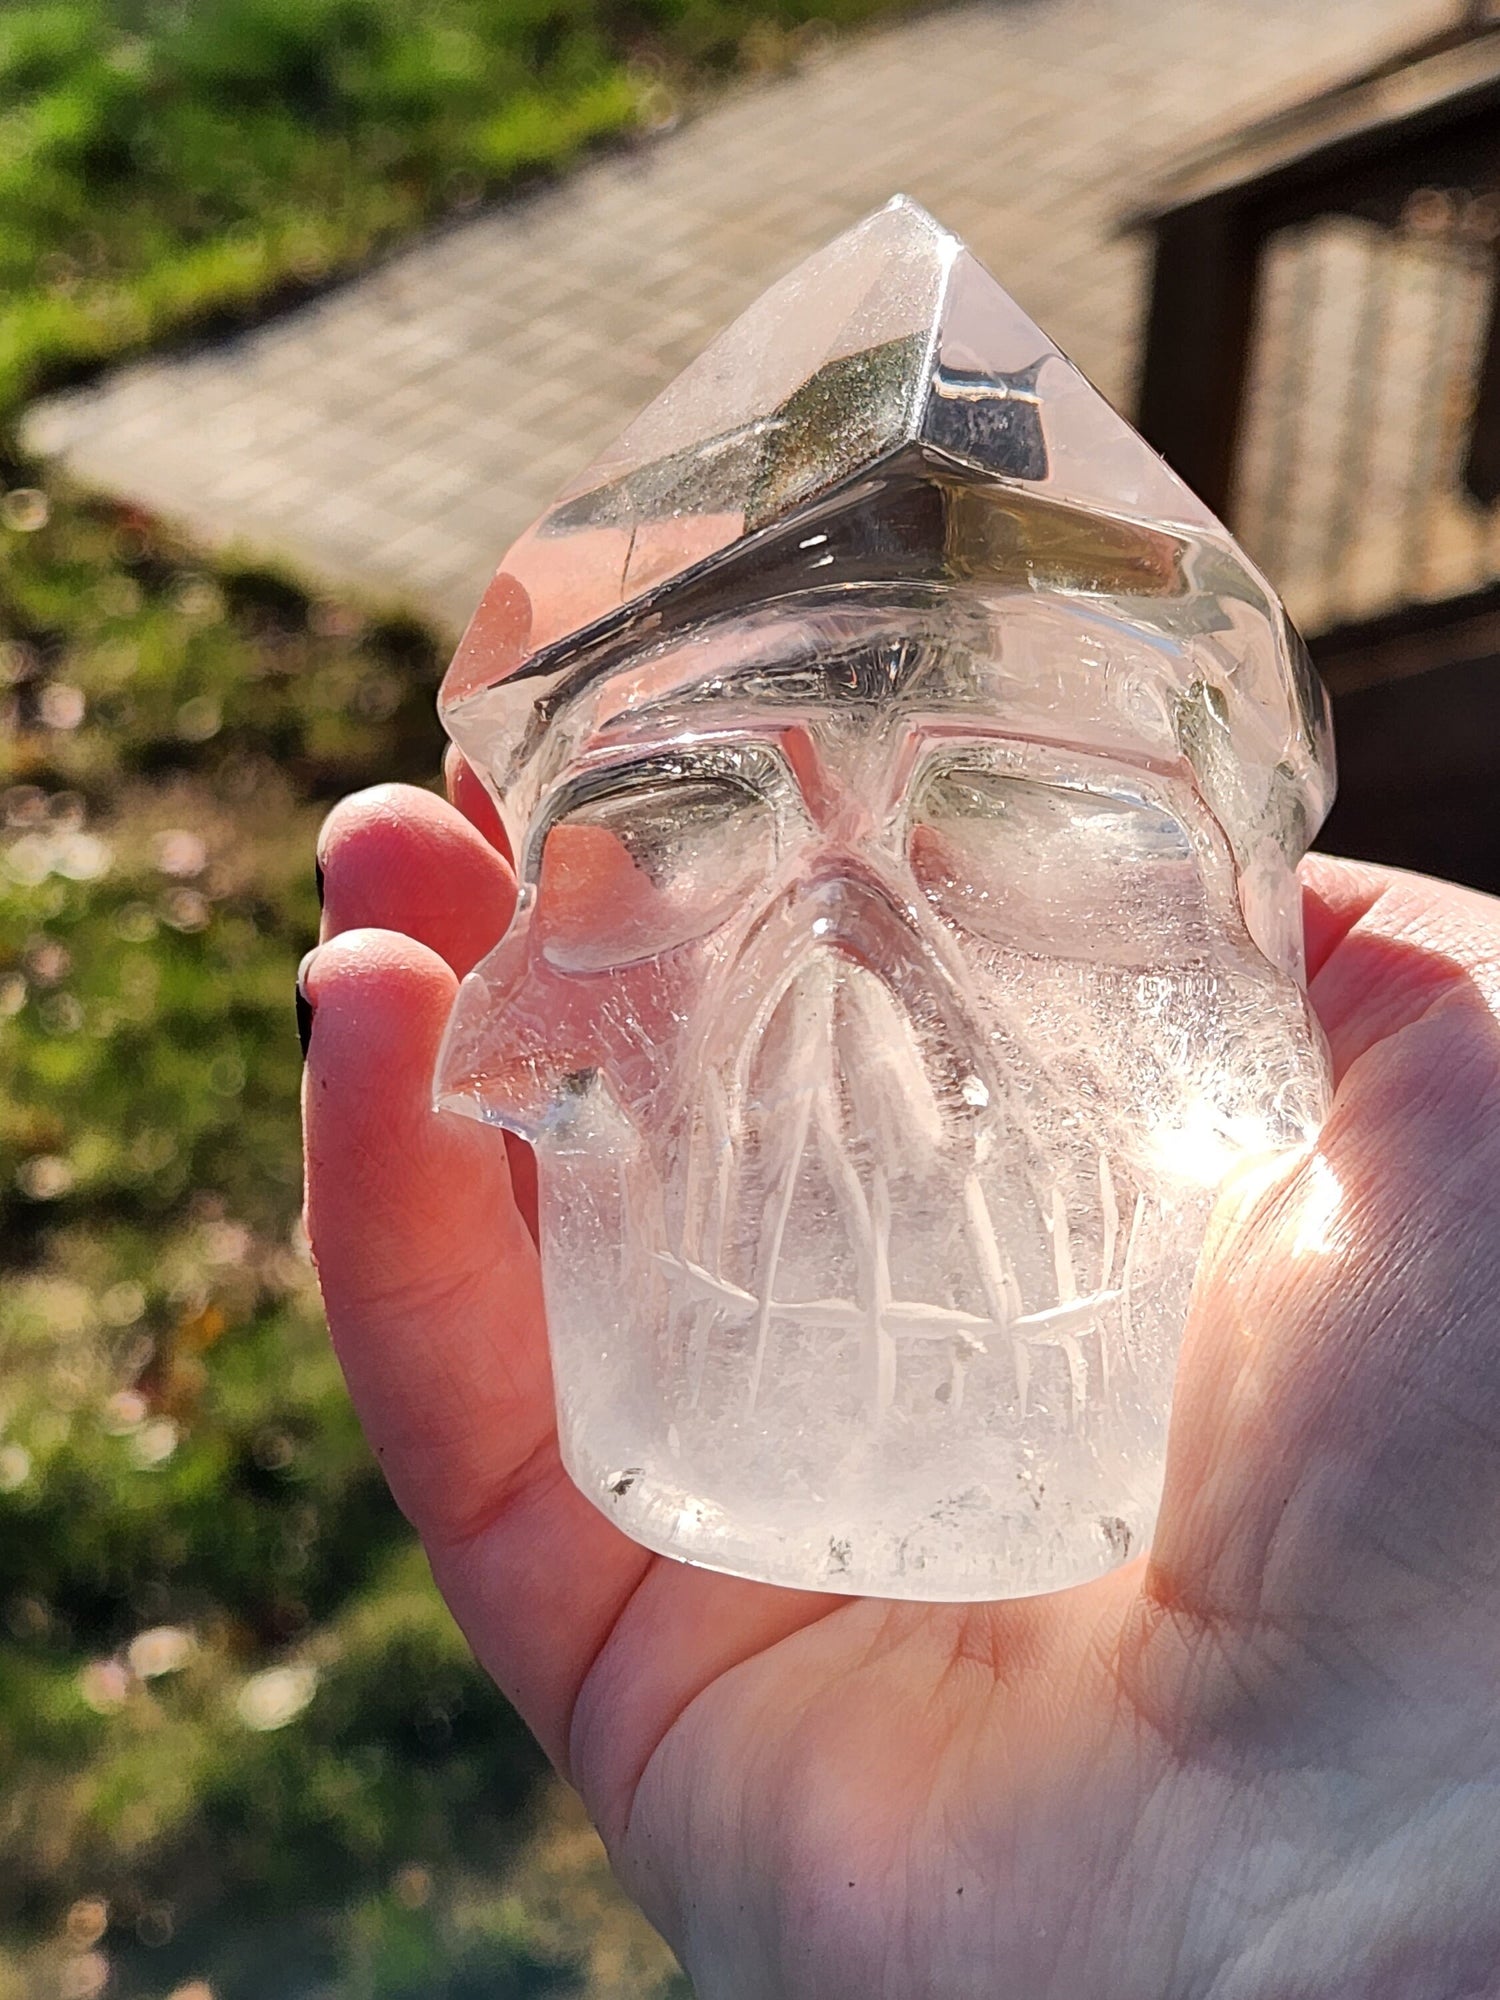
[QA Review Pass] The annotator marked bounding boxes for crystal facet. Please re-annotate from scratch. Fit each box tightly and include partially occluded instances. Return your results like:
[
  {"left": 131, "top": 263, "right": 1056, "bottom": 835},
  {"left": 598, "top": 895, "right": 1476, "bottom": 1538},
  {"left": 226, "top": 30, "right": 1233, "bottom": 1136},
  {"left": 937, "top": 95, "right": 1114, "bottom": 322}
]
[{"left": 435, "top": 196, "right": 1333, "bottom": 1601}]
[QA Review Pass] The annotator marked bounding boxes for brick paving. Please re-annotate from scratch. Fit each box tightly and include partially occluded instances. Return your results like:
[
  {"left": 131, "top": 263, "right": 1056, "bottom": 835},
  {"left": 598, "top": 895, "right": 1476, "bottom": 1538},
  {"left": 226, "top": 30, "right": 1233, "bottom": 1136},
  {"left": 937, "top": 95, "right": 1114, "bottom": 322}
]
[{"left": 24, "top": 0, "right": 1443, "bottom": 634}]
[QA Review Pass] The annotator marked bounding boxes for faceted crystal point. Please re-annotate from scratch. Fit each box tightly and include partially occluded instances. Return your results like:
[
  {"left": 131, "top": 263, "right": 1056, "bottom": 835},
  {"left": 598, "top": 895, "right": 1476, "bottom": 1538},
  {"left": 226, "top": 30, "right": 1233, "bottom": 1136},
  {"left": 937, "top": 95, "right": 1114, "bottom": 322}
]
[
  {"left": 435, "top": 198, "right": 1334, "bottom": 1601},
  {"left": 444, "top": 197, "right": 1329, "bottom": 871}
]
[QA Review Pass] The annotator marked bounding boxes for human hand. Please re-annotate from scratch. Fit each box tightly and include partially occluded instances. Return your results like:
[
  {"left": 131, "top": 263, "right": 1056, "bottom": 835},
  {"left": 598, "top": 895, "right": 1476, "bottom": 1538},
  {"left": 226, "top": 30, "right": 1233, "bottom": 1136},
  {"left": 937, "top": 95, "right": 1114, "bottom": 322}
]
[{"left": 302, "top": 769, "right": 1500, "bottom": 1999}]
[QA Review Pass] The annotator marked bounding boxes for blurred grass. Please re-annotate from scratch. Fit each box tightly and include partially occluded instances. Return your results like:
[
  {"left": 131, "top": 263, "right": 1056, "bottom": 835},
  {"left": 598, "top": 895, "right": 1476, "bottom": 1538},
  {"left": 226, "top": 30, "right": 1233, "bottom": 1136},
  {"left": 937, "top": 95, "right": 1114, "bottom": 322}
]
[
  {"left": 0, "top": 484, "right": 691, "bottom": 1996},
  {"left": 0, "top": 0, "right": 933, "bottom": 1990},
  {"left": 0, "top": 0, "right": 922, "bottom": 418}
]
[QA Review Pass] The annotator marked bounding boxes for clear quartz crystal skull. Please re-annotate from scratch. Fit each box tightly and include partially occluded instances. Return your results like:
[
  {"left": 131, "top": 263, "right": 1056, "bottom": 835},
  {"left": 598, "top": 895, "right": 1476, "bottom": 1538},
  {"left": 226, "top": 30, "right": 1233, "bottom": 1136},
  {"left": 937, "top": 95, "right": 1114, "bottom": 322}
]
[{"left": 434, "top": 197, "right": 1334, "bottom": 1601}]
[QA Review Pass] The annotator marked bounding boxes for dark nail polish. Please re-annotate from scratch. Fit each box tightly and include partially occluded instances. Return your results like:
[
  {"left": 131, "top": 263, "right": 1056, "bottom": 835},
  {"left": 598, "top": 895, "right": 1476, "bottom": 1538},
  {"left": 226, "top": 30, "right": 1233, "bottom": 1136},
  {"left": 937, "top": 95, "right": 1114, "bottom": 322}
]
[
  {"left": 314, "top": 854, "right": 325, "bottom": 908},
  {"left": 296, "top": 950, "right": 316, "bottom": 1058}
]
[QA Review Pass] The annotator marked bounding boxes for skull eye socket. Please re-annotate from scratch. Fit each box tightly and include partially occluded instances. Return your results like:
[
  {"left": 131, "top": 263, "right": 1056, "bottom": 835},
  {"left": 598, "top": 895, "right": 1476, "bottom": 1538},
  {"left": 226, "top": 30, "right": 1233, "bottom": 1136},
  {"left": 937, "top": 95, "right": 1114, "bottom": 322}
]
[
  {"left": 909, "top": 760, "right": 1217, "bottom": 963},
  {"left": 535, "top": 769, "right": 779, "bottom": 973}
]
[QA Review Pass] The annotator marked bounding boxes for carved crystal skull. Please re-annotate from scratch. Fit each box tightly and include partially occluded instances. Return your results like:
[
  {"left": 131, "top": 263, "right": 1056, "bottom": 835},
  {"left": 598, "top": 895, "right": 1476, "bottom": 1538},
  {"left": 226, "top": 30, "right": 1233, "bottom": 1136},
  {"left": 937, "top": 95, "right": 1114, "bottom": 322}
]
[{"left": 435, "top": 198, "right": 1333, "bottom": 1600}]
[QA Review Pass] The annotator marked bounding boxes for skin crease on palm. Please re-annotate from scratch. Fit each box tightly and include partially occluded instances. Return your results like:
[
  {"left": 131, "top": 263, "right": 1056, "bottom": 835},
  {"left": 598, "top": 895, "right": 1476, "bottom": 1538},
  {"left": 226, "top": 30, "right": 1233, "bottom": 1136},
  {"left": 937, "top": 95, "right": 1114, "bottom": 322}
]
[{"left": 302, "top": 755, "right": 1500, "bottom": 2000}]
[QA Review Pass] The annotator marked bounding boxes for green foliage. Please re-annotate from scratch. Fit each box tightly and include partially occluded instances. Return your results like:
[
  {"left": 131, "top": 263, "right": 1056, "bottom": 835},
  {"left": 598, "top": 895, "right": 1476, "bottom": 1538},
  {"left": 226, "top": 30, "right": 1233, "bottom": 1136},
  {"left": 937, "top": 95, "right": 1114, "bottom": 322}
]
[
  {"left": 0, "top": 480, "right": 615, "bottom": 1997},
  {"left": 0, "top": 2, "right": 933, "bottom": 1989},
  {"left": 0, "top": 0, "right": 919, "bottom": 419}
]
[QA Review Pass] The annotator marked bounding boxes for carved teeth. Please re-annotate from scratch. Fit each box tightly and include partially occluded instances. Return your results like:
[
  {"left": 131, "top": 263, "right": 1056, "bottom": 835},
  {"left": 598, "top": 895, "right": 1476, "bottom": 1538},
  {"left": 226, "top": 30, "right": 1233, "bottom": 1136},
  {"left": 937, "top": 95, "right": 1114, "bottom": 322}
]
[
  {"left": 673, "top": 942, "right": 1141, "bottom": 1423},
  {"left": 656, "top": 1253, "right": 1118, "bottom": 1348}
]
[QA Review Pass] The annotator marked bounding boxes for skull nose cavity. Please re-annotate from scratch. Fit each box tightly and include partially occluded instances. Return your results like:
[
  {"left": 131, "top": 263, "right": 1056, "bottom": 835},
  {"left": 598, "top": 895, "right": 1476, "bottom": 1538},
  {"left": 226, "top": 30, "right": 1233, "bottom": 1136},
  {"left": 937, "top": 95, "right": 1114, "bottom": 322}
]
[
  {"left": 834, "top": 957, "right": 945, "bottom": 1157},
  {"left": 796, "top": 863, "right": 912, "bottom": 954},
  {"left": 717, "top": 857, "right": 996, "bottom": 1153},
  {"left": 800, "top": 871, "right": 994, "bottom": 1141},
  {"left": 748, "top": 942, "right": 959, "bottom": 1166}
]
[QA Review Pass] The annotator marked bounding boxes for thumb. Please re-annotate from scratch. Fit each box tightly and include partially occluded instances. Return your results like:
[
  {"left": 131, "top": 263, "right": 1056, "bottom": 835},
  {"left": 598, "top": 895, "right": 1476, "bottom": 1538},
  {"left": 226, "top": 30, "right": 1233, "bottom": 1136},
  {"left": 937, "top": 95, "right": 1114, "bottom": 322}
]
[{"left": 301, "top": 925, "right": 650, "bottom": 1768}]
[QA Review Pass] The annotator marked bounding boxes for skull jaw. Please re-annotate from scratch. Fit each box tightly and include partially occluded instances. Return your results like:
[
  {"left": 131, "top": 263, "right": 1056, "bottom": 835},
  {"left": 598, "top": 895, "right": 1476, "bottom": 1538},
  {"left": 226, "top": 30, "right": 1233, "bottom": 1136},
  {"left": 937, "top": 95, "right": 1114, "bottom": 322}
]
[
  {"left": 546, "top": 1249, "right": 1181, "bottom": 1601},
  {"left": 536, "top": 1101, "right": 1210, "bottom": 1600},
  {"left": 567, "top": 1428, "right": 1163, "bottom": 1602},
  {"left": 524, "top": 920, "right": 1330, "bottom": 1598}
]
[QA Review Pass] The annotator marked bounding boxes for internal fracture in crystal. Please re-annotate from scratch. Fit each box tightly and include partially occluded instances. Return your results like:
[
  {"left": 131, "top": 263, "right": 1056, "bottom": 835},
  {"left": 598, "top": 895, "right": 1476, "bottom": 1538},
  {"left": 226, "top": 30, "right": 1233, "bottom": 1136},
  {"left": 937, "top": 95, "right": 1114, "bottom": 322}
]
[{"left": 433, "top": 196, "right": 1334, "bottom": 1601}]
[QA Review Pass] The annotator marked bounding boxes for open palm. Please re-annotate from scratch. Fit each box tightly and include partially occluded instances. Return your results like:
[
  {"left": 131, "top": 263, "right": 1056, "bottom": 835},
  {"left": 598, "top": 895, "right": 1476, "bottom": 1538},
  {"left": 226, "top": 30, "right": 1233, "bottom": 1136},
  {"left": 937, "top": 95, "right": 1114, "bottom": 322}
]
[{"left": 303, "top": 771, "right": 1500, "bottom": 1999}]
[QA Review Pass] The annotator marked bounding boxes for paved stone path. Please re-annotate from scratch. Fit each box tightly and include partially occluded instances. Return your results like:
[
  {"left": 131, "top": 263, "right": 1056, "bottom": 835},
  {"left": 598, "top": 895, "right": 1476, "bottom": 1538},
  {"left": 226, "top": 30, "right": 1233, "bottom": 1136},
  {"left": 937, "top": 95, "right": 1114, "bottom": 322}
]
[{"left": 25, "top": 0, "right": 1440, "bottom": 634}]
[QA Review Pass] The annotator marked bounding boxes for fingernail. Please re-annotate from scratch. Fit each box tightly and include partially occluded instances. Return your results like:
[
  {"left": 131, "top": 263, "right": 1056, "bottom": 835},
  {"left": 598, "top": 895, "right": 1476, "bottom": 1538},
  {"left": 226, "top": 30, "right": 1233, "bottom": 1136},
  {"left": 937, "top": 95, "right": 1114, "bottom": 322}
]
[
  {"left": 296, "top": 949, "right": 317, "bottom": 1058},
  {"left": 314, "top": 854, "right": 325, "bottom": 909}
]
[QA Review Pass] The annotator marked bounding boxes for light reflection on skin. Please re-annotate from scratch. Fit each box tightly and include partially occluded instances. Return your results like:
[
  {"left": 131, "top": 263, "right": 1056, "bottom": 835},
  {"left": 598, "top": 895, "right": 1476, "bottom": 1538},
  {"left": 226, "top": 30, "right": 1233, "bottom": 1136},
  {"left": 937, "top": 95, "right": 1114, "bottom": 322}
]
[
  {"left": 1290, "top": 1149, "right": 1345, "bottom": 1260},
  {"left": 1194, "top": 1139, "right": 1327, "bottom": 1334}
]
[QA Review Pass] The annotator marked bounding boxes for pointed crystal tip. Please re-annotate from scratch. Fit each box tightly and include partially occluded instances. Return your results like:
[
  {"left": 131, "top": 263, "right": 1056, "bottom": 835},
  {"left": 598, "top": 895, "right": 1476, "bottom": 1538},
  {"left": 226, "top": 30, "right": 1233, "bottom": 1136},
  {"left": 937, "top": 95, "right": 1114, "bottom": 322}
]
[
  {"left": 441, "top": 197, "right": 1331, "bottom": 866},
  {"left": 443, "top": 198, "right": 1230, "bottom": 702}
]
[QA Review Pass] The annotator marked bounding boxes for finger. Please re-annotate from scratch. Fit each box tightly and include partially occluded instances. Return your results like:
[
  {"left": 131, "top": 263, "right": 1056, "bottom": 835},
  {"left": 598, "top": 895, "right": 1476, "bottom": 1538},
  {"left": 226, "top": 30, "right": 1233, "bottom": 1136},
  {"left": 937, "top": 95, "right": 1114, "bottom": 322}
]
[
  {"left": 318, "top": 782, "right": 515, "bottom": 978},
  {"left": 316, "top": 784, "right": 537, "bottom": 1237},
  {"left": 1301, "top": 853, "right": 1500, "bottom": 1077},
  {"left": 443, "top": 746, "right": 513, "bottom": 864},
  {"left": 1300, "top": 850, "right": 1391, "bottom": 982},
  {"left": 301, "top": 926, "right": 649, "bottom": 1767}
]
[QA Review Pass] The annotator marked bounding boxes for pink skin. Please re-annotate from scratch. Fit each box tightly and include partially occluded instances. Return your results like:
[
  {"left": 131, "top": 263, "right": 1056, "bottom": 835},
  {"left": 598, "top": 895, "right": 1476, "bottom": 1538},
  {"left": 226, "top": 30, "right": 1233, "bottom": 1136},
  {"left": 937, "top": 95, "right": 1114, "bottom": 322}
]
[{"left": 306, "top": 770, "right": 1500, "bottom": 2000}]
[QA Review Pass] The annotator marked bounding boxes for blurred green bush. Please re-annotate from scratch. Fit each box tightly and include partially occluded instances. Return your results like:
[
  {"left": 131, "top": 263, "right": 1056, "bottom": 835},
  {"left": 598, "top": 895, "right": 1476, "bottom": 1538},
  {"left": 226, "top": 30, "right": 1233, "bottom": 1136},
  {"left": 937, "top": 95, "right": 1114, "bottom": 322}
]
[
  {"left": 0, "top": 480, "right": 625, "bottom": 1995},
  {"left": 0, "top": 0, "right": 929, "bottom": 1990},
  {"left": 0, "top": 0, "right": 918, "bottom": 415}
]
